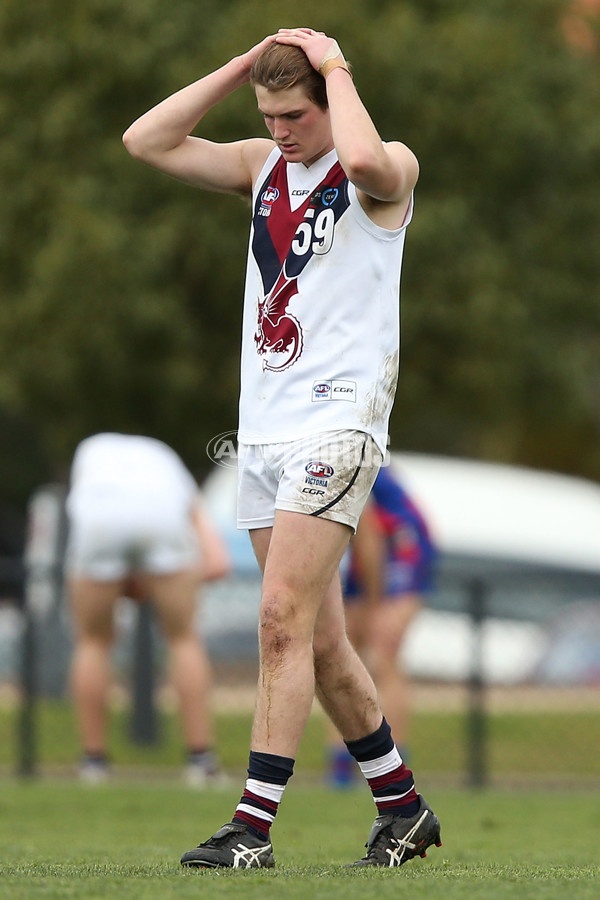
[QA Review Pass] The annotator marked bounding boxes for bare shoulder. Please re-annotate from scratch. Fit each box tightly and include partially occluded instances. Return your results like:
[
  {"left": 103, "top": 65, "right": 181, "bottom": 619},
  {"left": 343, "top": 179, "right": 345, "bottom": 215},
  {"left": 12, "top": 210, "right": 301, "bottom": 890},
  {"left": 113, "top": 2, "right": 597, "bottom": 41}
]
[{"left": 242, "top": 138, "right": 277, "bottom": 188}]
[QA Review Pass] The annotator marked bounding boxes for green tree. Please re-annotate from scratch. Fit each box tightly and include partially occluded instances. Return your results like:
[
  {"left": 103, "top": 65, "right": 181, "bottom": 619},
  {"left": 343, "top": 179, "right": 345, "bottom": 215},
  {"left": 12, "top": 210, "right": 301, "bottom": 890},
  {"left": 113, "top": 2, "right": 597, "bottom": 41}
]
[
  {"left": 1, "top": 0, "right": 599, "bottom": 509},
  {"left": 373, "top": 0, "right": 600, "bottom": 477}
]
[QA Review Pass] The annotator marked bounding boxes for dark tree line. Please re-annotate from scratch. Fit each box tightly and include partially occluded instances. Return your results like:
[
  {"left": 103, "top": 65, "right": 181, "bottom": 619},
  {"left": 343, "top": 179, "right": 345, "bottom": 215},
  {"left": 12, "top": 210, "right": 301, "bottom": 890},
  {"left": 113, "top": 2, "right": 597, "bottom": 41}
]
[{"left": 1, "top": 0, "right": 599, "bottom": 512}]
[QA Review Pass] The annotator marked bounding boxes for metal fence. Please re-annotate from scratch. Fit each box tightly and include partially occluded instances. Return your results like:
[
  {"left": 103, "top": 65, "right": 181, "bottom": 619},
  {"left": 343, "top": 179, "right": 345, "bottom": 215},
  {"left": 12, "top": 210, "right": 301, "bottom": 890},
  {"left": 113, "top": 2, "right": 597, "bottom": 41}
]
[{"left": 1, "top": 486, "right": 599, "bottom": 785}]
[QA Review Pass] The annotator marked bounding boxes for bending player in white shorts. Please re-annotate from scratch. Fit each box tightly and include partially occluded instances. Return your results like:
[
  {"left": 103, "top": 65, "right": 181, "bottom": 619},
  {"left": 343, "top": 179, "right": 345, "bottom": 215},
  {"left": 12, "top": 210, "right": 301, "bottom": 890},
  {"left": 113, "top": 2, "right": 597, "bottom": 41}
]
[{"left": 66, "top": 432, "right": 230, "bottom": 784}]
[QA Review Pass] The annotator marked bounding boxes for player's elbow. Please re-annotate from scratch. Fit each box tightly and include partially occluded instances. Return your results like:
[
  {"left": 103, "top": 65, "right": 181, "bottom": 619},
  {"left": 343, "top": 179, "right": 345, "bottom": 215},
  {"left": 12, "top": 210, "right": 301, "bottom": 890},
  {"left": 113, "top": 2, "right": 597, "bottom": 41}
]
[
  {"left": 122, "top": 124, "right": 148, "bottom": 161},
  {"left": 202, "top": 550, "right": 232, "bottom": 583},
  {"left": 202, "top": 560, "right": 231, "bottom": 581},
  {"left": 122, "top": 119, "right": 166, "bottom": 163},
  {"left": 347, "top": 143, "right": 419, "bottom": 201},
  {"left": 343, "top": 147, "right": 383, "bottom": 187},
  {"left": 345, "top": 150, "right": 404, "bottom": 199}
]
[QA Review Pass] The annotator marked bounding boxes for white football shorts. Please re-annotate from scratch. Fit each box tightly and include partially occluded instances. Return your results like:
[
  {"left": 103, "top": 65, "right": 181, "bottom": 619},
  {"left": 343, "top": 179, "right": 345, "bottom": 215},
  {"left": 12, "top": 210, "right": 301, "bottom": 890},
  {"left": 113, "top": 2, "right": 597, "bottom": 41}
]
[
  {"left": 236, "top": 430, "right": 382, "bottom": 532},
  {"left": 65, "top": 488, "right": 199, "bottom": 580}
]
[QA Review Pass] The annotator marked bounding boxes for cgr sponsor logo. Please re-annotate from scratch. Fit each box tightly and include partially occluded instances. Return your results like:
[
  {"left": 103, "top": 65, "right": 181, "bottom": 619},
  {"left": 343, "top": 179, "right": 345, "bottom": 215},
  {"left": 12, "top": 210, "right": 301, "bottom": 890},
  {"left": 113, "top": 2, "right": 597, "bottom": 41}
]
[
  {"left": 302, "top": 487, "right": 325, "bottom": 496},
  {"left": 332, "top": 380, "right": 356, "bottom": 401}
]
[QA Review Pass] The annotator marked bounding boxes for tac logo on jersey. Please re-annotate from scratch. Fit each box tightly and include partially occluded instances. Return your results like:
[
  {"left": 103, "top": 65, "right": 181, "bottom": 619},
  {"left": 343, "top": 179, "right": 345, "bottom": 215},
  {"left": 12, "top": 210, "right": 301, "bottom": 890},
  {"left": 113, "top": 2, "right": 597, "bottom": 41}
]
[
  {"left": 310, "top": 185, "right": 339, "bottom": 207},
  {"left": 312, "top": 380, "right": 356, "bottom": 402}
]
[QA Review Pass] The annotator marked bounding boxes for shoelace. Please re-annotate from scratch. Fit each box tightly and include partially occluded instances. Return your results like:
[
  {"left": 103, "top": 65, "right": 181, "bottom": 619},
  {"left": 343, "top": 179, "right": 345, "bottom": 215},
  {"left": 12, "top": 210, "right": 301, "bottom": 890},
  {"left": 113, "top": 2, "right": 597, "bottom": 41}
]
[{"left": 365, "top": 821, "right": 422, "bottom": 859}]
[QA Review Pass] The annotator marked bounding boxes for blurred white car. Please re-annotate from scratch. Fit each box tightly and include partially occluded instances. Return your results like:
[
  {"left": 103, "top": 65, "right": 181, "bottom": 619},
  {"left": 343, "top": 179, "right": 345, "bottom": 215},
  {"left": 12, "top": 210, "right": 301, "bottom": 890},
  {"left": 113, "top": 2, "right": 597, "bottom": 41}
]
[{"left": 200, "top": 453, "right": 600, "bottom": 684}]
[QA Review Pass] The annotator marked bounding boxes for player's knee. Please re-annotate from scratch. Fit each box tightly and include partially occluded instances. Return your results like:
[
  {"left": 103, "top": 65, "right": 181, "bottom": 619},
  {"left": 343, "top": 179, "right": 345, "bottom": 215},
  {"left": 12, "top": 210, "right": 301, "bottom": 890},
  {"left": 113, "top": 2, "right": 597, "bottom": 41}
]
[{"left": 258, "top": 594, "right": 305, "bottom": 663}]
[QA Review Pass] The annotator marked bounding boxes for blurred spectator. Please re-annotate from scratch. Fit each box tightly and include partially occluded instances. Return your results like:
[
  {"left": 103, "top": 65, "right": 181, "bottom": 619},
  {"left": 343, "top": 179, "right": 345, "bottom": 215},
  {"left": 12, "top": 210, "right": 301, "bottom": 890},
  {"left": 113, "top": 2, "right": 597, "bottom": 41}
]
[
  {"left": 328, "top": 464, "right": 437, "bottom": 786},
  {"left": 65, "top": 433, "right": 230, "bottom": 784}
]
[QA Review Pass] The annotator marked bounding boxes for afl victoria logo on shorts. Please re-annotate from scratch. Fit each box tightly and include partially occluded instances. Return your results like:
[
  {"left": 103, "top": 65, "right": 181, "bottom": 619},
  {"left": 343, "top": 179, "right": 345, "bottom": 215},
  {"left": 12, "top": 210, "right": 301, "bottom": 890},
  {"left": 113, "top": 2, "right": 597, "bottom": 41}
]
[
  {"left": 304, "top": 461, "right": 334, "bottom": 488},
  {"left": 305, "top": 462, "right": 335, "bottom": 478}
]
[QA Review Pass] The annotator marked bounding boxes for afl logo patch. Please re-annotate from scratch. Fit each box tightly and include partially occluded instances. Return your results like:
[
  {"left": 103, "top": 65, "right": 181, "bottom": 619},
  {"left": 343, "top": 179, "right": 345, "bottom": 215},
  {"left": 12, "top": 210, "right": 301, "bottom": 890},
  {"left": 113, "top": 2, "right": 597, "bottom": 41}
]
[
  {"left": 305, "top": 461, "right": 335, "bottom": 478},
  {"left": 312, "top": 381, "right": 331, "bottom": 401}
]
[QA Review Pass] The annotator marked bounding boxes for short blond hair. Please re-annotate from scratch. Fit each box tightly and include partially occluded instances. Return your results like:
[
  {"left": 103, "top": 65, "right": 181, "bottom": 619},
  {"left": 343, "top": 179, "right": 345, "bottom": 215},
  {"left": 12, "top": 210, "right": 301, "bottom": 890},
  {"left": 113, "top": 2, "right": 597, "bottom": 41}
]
[{"left": 250, "top": 43, "right": 328, "bottom": 110}]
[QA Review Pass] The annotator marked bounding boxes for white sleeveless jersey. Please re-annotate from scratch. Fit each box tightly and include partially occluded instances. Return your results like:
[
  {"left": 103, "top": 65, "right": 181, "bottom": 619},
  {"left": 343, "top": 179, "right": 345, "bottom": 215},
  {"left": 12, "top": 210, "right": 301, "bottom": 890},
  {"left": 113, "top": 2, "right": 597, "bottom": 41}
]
[{"left": 238, "top": 147, "right": 412, "bottom": 455}]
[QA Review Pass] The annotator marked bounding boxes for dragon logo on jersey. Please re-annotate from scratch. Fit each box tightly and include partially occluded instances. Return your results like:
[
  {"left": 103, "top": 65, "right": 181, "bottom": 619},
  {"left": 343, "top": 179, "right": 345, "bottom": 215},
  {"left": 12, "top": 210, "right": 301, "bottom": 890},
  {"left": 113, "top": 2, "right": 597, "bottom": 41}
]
[{"left": 254, "top": 266, "right": 303, "bottom": 371}]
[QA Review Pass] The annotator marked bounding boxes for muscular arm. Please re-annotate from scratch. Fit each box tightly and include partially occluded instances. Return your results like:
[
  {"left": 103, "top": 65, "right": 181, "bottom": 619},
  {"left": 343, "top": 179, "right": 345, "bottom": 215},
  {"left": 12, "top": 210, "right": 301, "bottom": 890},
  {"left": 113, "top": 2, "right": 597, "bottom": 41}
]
[
  {"left": 122, "top": 36, "right": 277, "bottom": 196},
  {"left": 192, "top": 497, "right": 231, "bottom": 582},
  {"left": 324, "top": 73, "right": 418, "bottom": 206},
  {"left": 275, "top": 29, "right": 418, "bottom": 220}
]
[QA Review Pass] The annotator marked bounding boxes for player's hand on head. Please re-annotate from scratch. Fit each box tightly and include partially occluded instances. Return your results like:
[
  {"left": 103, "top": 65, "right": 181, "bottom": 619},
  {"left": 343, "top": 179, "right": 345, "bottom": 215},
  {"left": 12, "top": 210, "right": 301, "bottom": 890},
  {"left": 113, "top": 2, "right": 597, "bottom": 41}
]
[
  {"left": 239, "top": 34, "right": 278, "bottom": 76},
  {"left": 275, "top": 28, "right": 345, "bottom": 73}
]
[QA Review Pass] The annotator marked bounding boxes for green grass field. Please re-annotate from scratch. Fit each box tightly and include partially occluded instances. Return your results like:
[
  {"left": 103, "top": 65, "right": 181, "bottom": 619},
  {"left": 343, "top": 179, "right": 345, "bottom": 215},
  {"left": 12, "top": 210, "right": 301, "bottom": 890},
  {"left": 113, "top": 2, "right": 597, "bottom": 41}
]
[
  {"left": 0, "top": 781, "right": 598, "bottom": 899},
  {"left": 0, "top": 702, "right": 599, "bottom": 898},
  {"left": 2, "top": 700, "right": 599, "bottom": 779}
]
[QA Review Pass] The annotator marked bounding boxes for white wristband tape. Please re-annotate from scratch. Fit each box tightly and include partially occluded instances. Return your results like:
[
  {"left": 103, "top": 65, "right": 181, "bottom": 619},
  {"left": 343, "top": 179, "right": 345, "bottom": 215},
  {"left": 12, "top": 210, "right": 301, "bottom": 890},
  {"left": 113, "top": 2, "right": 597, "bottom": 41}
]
[{"left": 318, "top": 40, "right": 345, "bottom": 70}]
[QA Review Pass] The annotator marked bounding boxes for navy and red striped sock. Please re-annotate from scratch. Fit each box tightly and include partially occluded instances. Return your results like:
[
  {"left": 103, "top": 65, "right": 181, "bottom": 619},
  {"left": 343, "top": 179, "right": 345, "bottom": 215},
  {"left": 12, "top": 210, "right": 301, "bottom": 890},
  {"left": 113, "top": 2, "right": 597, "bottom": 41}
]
[
  {"left": 345, "top": 717, "right": 420, "bottom": 818},
  {"left": 233, "top": 750, "right": 295, "bottom": 840}
]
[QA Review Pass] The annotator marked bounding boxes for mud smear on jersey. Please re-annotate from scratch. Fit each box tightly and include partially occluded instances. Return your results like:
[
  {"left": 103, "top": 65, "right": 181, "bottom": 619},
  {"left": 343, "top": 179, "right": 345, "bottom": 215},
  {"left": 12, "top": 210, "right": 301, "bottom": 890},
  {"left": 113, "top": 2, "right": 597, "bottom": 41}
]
[{"left": 361, "top": 351, "right": 399, "bottom": 430}]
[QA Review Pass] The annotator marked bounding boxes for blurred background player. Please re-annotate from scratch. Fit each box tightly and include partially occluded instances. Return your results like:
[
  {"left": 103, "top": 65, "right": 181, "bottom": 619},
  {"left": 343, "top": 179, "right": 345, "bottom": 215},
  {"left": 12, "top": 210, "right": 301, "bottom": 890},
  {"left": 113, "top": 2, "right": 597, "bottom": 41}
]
[
  {"left": 65, "top": 432, "right": 230, "bottom": 784},
  {"left": 328, "top": 464, "right": 437, "bottom": 786}
]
